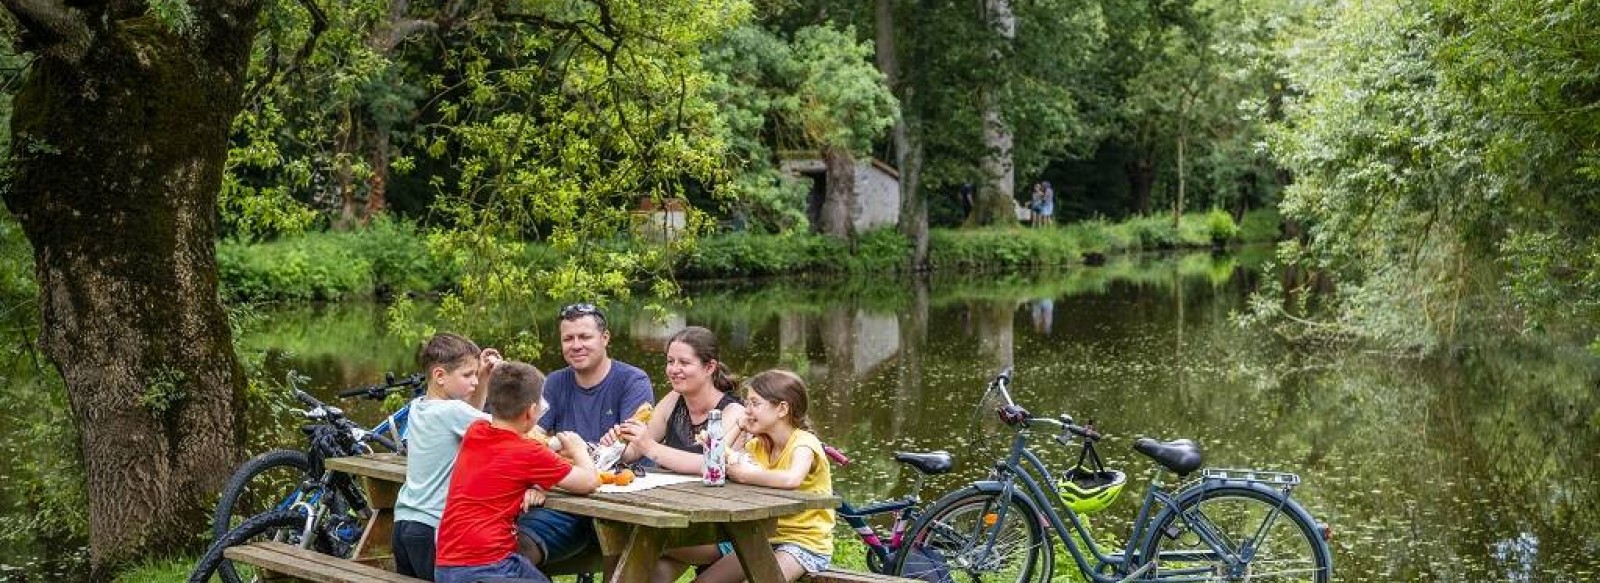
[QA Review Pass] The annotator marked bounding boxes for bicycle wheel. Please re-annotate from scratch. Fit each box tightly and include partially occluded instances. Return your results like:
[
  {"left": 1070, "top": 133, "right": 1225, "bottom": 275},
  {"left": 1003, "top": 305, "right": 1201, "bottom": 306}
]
[
  {"left": 212, "top": 450, "right": 311, "bottom": 540},
  {"left": 211, "top": 450, "right": 312, "bottom": 583},
  {"left": 1137, "top": 484, "right": 1331, "bottom": 582},
  {"left": 190, "top": 509, "right": 338, "bottom": 583},
  {"left": 891, "top": 487, "right": 1052, "bottom": 583}
]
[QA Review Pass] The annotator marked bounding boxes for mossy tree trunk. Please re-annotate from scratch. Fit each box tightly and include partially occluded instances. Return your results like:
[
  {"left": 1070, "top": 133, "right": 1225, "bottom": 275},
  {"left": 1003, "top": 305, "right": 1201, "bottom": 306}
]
[
  {"left": 972, "top": 0, "right": 1017, "bottom": 227},
  {"left": 820, "top": 146, "right": 856, "bottom": 245},
  {"left": 876, "top": 0, "right": 929, "bottom": 270},
  {"left": 0, "top": 0, "right": 257, "bottom": 574}
]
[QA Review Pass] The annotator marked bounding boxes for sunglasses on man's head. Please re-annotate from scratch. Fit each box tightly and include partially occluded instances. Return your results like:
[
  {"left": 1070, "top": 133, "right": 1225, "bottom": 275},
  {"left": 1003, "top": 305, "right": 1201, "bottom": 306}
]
[{"left": 559, "top": 303, "right": 604, "bottom": 321}]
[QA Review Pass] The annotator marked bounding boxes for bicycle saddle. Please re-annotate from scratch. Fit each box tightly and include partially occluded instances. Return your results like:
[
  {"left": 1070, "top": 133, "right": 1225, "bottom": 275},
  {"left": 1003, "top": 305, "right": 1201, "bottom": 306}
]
[
  {"left": 1133, "top": 438, "right": 1203, "bottom": 476},
  {"left": 893, "top": 451, "right": 954, "bottom": 475}
]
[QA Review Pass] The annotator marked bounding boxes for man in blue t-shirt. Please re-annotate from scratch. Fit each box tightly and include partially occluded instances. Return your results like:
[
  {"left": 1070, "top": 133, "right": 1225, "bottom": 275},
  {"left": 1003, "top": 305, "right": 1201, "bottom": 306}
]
[{"left": 518, "top": 303, "right": 653, "bottom": 568}]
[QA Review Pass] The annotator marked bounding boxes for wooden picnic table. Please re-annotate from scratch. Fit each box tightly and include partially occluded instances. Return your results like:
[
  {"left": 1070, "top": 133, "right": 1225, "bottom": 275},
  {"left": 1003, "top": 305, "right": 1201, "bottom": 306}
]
[{"left": 326, "top": 453, "right": 841, "bottom": 583}]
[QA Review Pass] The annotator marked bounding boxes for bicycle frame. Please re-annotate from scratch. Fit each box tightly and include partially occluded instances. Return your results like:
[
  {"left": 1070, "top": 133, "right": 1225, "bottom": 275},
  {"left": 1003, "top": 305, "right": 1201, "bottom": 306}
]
[
  {"left": 971, "top": 373, "right": 1305, "bottom": 583},
  {"left": 977, "top": 424, "right": 1188, "bottom": 582},
  {"left": 839, "top": 496, "right": 920, "bottom": 569}
]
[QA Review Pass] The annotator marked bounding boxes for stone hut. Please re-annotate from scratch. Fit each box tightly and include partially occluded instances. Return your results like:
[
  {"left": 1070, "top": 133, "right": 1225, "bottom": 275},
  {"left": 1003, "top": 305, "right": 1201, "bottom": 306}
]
[{"left": 778, "top": 155, "right": 901, "bottom": 233}]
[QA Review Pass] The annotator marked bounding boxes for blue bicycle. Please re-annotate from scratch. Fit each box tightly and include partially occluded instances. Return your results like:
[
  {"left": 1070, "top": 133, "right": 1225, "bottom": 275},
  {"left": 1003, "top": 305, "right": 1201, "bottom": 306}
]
[{"left": 207, "top": 372, "right": 423, "bottom": 583}]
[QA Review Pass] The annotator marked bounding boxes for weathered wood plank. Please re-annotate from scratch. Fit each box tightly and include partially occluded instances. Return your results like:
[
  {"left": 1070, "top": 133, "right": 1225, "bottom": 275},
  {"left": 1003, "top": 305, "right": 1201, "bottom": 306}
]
[
  {"left": 802, "top": 569, "right": 920, "bottom": 583},
  {"left": 722, "top": 519, "right": 787, "bottom": 583},
  {"left": 325, "top": 454, "right": 406, "bottom": 483},
  {"left": 602, "top": 523, "right": 667, "bottom": 583},
  {"left": 593, "top": 489, "right": 737, "bottom": 522},
  {"left": 224, "top": 541, "right": 423, "bottom": 582},
  {"left": 544, "top": 493, "right": 690, "bottom": 528},
  {"left": 657, "top": 481, "right": 810, "bottom": 517}
]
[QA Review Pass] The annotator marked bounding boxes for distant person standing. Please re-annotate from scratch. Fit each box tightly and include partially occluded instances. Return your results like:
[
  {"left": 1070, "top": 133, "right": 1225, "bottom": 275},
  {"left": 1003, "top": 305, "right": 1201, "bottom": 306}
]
[
  {"left": 958, "top": 183, "right": 974, "bottom": 221},
  {"left": 1028, "top": 183, "right": 1045, "bottom": 227},
  {"left": 1038, "top": 181, "right": 1056, "bottom": 227}
]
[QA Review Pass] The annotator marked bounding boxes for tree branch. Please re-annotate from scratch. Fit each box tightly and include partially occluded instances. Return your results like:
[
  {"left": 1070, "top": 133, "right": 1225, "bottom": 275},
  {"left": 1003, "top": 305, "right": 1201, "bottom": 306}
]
[
  {"left": 386, "top": 18, "right": 437, "bottom": 51},
  {"left": 241, "top": 0, "right": 326, "bottom": 105},
  {"left": 1, "top": 0, "right": 91, "bottom": 61}
]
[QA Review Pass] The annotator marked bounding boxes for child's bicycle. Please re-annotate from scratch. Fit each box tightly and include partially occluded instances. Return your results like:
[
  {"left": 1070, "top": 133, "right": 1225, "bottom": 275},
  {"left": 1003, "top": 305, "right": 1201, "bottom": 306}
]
[
  {"left": 892, "top": 368, "right": 1332, "bottom": 582},
  {"left": 825, "top": 444, "right": 954, "bottom": 575},
  {"left": 207, "top": 372, "right": 423, "bottom": 583},
  {"left": 192, "top": 387, "right": 385, "bottom": 583}
]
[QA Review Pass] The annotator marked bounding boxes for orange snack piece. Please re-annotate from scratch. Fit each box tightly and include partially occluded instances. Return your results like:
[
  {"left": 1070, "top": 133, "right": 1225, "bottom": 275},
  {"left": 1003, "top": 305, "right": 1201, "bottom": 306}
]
[
  {"left": 630, "top": 403, "right": 654, "bottom": 423},
  {"left": 599, "top": 471, "right": 617, "bottom": 485},
  {"left": 614, "top": 469, "right": 636, "bottom": 486}
]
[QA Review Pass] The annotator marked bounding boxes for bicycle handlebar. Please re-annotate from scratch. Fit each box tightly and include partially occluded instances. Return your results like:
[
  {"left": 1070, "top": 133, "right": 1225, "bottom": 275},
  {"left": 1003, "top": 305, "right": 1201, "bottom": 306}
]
[
  {"left": 292, "top": 389, "right": 325, "bottom": 409},
  {"left": 988, "top": 369, "right": 1102, "bottom": 442},
  {"left": 337, "top": 372, "right": 426, "bottom": 400}
]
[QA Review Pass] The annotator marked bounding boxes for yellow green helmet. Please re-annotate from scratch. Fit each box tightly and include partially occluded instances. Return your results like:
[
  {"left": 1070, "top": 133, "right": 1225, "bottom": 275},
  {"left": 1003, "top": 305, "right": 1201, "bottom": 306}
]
[{"left": 1058, "top": 467, "right": 1126, "bottom": 514}]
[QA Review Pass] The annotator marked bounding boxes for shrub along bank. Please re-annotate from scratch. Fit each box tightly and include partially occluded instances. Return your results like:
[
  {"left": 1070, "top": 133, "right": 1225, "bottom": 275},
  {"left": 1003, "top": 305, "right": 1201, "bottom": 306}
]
[{"left": 215, "top": 209, "right": 1280, "bottom": 302}]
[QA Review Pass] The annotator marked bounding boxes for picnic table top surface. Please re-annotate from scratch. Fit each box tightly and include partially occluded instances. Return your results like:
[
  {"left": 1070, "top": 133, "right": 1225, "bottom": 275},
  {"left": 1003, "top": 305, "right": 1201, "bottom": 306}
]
[{"left": 325, "top": 452, "right": 838, "bottom": 525}]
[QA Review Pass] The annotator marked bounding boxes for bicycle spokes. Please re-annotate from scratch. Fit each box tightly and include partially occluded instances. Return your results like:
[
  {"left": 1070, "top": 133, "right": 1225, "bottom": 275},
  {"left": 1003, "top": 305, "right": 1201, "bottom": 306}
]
[{"left": 1152, "top": 494, "right": 1324, "bottom": 581}]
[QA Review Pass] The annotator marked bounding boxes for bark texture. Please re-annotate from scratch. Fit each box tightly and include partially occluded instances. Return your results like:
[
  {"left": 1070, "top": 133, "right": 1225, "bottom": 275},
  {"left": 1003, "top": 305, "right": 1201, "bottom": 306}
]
[
  {"left": 820, "top": 146, "right": 857, "bottom": 245},
  {"left": 0, "top": 1, "right": 257, "bottom": 573},
  {"left": 974, "top": 0, "right": 1017, "bottom": 226},
  {"left": 876, "top": 0, "right": 929, "bottom": 270}
]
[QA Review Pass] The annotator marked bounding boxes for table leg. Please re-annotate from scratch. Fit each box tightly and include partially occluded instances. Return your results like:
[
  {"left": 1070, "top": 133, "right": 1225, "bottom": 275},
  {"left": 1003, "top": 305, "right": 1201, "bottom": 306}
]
[
  {"left": 353, "top": 476, "right": 398, "bottom": 569},
  {"left": 722, "top": 519, "right": 785, "bottom": 583},
  {"left": 596, "top": 520, "right": 666, "bottom": 583}
]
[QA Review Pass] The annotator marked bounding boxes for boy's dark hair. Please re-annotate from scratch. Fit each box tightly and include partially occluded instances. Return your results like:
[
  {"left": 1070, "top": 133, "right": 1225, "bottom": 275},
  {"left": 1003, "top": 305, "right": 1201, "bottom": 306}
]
[
  {"left": 487, "top": 361, "right": 546, "bottom": 421},
  {"left": 418, "top": 332, "right": 480, "bottom": 374}
]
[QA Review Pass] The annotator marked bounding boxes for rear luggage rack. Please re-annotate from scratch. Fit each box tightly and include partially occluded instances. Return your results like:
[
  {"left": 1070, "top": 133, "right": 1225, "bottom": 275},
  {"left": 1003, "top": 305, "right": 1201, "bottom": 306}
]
[{"left": 1201, "top": 468, "right": 1301, "bottom": 487}]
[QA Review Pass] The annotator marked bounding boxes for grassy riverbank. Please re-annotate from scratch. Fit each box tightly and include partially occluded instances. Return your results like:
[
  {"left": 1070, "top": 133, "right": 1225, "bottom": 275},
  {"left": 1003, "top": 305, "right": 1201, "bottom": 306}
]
[{"left": 216, "top": 209, "right": 1280, "bottom": 303}]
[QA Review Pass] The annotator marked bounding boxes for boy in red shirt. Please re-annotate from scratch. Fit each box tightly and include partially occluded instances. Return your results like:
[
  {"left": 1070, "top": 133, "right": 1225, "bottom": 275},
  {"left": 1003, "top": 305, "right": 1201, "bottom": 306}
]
[{"left": 434, "top": 362, "right": 602, "bottom": 583}]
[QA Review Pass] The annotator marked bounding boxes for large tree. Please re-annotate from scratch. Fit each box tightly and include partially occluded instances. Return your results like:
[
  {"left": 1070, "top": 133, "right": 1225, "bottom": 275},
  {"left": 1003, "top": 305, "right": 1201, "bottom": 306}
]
[{"left": 0, "top": 0, "right": 257, "bottom": 573}]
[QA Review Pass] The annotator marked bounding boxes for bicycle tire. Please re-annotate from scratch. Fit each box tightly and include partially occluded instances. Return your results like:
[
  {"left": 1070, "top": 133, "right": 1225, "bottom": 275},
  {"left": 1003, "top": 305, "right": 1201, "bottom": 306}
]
[
  {"left": 212, "top": 450, "right": 310, "bottom": 538},
  {"left": 891, "top": 486, "right": 1053, "bottom": 583},
  {"left": 189, "top": 509, "right": 338, "bottom": 583},
  {"left": 210, "top": 450, "right": 310, "bottom": 583},
  {"left": 1137, "top": 483, "right": 1331, "bottom": 582}
]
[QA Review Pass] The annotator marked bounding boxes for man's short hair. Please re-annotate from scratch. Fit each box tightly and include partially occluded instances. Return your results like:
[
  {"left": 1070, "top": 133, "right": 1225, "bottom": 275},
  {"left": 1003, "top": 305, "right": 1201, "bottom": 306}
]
[
  {"left": 487, "top": 361, "right": 545, "bottom": 421},
  {"left": 418, "top": 332, "right": 480, "bottom": 374},
  {"left": 559, "top": 303, "right": 608, "bottom": 333}
]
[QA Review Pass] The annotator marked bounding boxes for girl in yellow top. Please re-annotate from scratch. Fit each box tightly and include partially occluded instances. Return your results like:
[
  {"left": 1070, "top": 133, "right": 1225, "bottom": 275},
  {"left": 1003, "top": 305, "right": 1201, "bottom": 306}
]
[{"left": 651, "top": 369, "right": 833, "bottom": 582}]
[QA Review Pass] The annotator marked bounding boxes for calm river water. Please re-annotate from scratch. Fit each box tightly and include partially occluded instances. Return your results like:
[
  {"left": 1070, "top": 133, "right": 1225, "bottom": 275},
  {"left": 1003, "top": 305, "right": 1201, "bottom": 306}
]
[{"left": 3, "top": 250, "right": 1598, "bottom": 581}]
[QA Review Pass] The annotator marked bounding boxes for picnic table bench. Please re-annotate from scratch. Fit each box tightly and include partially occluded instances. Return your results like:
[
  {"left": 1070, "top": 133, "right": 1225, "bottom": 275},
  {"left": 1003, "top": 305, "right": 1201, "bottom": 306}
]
[{"left": 216, "top": 453, "right": 912, "bottom": 583}]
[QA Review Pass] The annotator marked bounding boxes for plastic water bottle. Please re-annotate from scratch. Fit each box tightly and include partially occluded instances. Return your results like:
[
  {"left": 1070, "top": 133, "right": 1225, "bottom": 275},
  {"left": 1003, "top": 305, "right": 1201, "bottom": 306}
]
[{"left": 703, "top": 409, "right": 727, "bottom": 486}]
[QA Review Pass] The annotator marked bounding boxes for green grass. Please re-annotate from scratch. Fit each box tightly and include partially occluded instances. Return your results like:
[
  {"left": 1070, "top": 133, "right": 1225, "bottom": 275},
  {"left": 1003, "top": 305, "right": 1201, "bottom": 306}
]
[
  {"left": 114, "top": 557, "right": 192, "bottom": 582},
  {"left": 213, "top": 210, "right": 1284, "bottom": 301}
]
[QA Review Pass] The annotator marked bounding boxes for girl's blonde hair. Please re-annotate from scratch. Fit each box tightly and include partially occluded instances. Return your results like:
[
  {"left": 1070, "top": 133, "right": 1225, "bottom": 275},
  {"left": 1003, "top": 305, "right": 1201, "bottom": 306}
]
[{"left": 746, "top": 369, "right": 811, "bottom": 431}]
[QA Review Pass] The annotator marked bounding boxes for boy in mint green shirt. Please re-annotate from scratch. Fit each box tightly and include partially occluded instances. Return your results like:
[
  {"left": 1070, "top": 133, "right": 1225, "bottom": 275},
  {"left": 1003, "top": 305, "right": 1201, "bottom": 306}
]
[{"left": 392, "top": 332, "right": 498, "bottom": 580}]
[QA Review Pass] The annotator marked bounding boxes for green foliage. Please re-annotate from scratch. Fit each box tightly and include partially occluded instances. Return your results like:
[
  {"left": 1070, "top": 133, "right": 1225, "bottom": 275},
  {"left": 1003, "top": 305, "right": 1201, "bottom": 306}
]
[
  {"left": 1236, "top": 208, "right": 1282, "bottom": 243},
  {"left": 702, "top": 23, "right": 898, "bottom": 233},
  {"left": 0, "top": 211, "right": 88, "bottom": 560},
  {"left": 1204, "top": 208, "right": 1240, "bottom": 241},
  {"left": 217, "top": 219, "right": 457, "bottom": 302},
  {"left": 139, "top": 367, "right": 188, "bottom": 415},
  {"left": 930, "top": 227, "right": 1082, "bottom": 271},
  {"left": 407, "top": 0, "right": 751, "bottom": 354},
  {"left": 1260, "top": 0, "right": 1600, "bottom": 348},
  {"left": 112, "top": 557, "right": 192, "bottom": 583},
  {"left": 680, "top": 227, "right": 906, "bottom": 278}
]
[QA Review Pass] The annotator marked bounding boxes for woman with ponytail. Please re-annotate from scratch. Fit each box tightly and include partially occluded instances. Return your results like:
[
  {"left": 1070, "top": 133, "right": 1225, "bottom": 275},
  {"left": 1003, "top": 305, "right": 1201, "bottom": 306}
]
[{"left": 610, "top": 326, "right": 745, "bottom": 474}]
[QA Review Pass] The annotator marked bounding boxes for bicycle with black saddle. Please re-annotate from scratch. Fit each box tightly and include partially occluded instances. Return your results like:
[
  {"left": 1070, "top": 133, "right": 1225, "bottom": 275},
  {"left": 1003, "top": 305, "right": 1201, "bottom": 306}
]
[
  {"left": 195, "top": 379, "right": 412, "bottom": 583},
  {"left": 892, "top": 368, "right": 1333, "bottom": 582}
]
